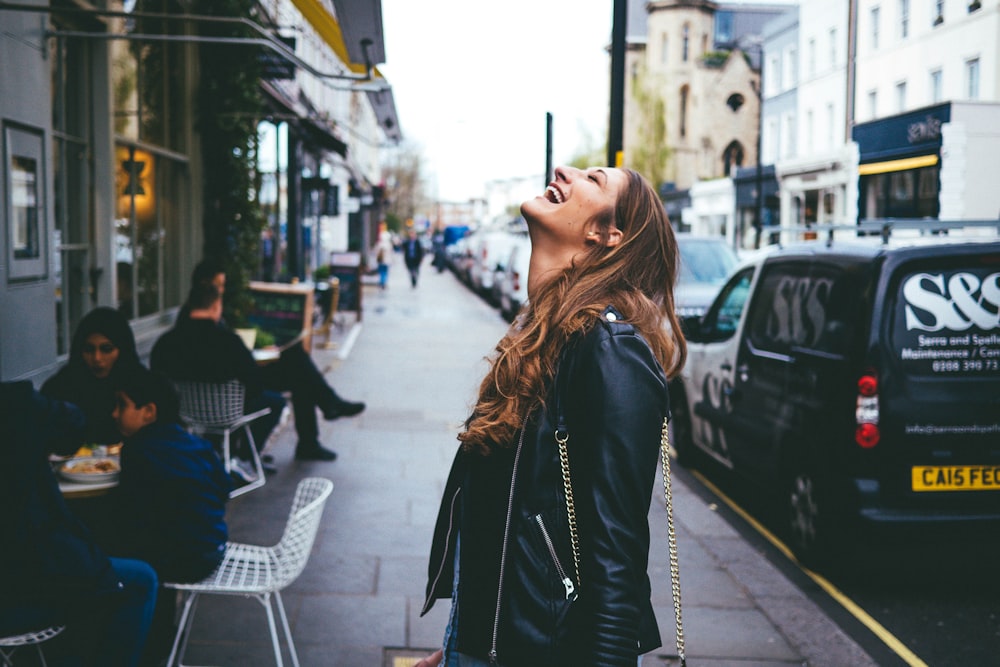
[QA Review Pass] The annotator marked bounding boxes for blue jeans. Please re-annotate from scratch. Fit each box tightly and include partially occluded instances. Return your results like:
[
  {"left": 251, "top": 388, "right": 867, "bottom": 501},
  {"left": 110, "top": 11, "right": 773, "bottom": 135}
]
[
  {"left": 0, "top": 558, "right": 158, "bottom": 667},
  {"left": 97, "top": 557, "right": 158, "bottom": 666}
]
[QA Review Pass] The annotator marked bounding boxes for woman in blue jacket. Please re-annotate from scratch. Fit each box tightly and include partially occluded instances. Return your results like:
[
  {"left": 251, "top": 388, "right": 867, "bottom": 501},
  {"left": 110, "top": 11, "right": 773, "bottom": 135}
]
[{"left": 419, "top": 167, "right": 687, "bottom": 666}]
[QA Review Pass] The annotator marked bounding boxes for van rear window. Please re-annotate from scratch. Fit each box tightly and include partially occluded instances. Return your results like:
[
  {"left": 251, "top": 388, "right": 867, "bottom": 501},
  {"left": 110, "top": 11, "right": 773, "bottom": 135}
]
[{"left": 892, "top": 266, "right": 1000, "bottom": 377}]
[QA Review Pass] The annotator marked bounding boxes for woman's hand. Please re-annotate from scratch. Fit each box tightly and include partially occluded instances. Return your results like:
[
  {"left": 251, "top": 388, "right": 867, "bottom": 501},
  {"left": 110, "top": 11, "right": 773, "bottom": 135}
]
[{"left": 414, "top": 648, "right": 443, "bottom": 667}]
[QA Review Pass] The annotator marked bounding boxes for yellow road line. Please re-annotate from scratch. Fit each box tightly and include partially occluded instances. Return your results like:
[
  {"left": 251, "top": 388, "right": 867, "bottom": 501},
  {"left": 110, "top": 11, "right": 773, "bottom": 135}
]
[{"left": 691, "top": 469, "right": 929, "bottom": 667}]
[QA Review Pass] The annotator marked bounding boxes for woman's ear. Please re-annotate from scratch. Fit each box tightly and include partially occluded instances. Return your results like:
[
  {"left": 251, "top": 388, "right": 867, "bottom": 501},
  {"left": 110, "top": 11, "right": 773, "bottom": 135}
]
[{"left": 605, "top": 226, "right": 623, "bottom": 248}]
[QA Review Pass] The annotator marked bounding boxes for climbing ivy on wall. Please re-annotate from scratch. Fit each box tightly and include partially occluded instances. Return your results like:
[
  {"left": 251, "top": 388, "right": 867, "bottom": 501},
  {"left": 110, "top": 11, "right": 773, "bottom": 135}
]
[{"left": 197, "top": 0, "right": 265, "bottom": 326}]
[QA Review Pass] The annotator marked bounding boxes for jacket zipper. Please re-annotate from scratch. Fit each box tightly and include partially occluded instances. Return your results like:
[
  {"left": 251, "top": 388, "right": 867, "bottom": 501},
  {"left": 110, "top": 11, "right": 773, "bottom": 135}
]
[
  {"left": 489, "top": 419, "right": 528, "bottom": 666},
  {"left": 534, "top": 514, "right": 577, "bottom": 601},
  {"left": 421, "top": 486, "right": 462, "bottom": 615}
]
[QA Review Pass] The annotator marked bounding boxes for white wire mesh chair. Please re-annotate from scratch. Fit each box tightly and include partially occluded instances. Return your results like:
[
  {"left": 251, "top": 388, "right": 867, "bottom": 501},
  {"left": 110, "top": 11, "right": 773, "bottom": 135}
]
[
  {"left": 174, "top": 379, "right": 272, "bottom": 498},
  {"left": 0, "top": 625, "right": 65, "bottom": 667},
  {"left": 163, "top": 477, "right": 334, "bottom": 667}
]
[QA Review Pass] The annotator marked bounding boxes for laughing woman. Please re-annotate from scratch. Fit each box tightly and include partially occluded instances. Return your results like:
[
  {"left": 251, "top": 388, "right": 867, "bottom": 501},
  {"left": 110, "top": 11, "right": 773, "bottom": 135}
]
[
  {"left": 419, "top": 166, "right": 687, "bottom": 666},
  {"left": 42, "top": 307, "right": 144, "bottom": 447}
]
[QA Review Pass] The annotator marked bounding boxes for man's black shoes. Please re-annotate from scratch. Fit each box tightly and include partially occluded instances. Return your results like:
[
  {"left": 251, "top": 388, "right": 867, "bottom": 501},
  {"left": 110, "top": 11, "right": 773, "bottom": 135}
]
[
  {"left": 321, "top": 400, "right": 365, "bottom": 420},
  {"left": 295, "top": 443, "right": 338, "bottom": 462}
]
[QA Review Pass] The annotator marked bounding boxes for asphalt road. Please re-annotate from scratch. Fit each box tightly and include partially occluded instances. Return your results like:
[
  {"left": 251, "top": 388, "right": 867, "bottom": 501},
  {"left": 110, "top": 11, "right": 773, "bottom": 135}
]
[{"left": 683, "top": 458, "right": 1000, "bottom": 667}]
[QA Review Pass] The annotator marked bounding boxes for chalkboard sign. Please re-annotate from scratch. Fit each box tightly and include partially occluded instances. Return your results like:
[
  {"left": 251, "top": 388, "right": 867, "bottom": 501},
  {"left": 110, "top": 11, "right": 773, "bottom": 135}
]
[
  {"left": 329, "top": 252, "right": 363, "bottom": 321},
  {"left": 248, "top": 281, "right": 315, "bottom": 352}
]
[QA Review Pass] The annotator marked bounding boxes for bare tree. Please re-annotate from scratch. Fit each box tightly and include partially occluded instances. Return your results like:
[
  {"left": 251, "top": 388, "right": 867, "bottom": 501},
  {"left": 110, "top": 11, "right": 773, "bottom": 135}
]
[
  {"left": 382, "top": 141, "right": 429, "bottom": 231},
  {"left": 624, "top": 63, "right": 670, "bottom": 191}
]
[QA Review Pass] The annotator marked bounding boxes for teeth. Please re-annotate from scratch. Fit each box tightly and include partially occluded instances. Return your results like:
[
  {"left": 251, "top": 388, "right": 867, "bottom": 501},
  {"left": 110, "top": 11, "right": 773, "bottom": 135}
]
[{"left": 545, "top": 185, "right": 564, "bottom": 203}]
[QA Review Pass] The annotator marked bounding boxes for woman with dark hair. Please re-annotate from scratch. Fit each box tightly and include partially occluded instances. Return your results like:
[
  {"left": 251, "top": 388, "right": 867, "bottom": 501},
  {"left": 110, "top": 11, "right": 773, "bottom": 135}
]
[
  {"left": 418, "top": 166, "right": 687, "bottom": 667},
  {"left": 41, "top": 307, "right": 143, "bottom": 446}
]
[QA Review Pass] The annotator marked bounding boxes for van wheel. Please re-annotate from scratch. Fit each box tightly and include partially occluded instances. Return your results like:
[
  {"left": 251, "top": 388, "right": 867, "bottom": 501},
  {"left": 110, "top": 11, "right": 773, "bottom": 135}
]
[
  {"left": 669, "top": 382, "right": 698, "bottom": 468},
  {"left": 785, "top": 466, "right": 841, "bottom": 568}
]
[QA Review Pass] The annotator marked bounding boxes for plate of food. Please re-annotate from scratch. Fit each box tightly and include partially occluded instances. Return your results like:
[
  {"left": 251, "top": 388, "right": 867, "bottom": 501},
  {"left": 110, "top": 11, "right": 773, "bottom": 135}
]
[{"left": 60, "top": 456, "right": 121, "bottom": 484}]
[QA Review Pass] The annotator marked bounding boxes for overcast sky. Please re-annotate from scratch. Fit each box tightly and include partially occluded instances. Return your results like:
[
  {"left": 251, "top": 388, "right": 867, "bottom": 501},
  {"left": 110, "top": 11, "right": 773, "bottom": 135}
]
[{"left": 379, "top": 0, "right": 614, "bottom": 202}]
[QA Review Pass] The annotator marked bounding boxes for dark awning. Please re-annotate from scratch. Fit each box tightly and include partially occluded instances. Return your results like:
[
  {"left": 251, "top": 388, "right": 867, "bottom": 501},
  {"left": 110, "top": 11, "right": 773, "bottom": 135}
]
[{"left": 259, "top": 80, "right": 349, "bottom": 157}]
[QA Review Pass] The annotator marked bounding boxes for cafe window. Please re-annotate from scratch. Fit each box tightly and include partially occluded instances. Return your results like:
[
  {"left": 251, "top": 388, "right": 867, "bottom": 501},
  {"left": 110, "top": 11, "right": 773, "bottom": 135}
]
[
  {"left": 51, "top": 29, "right": 94, "bottom": 355},
  {"left": 110, "top": 0, "right": 188, "bottom": 151},
  {"left": 110, "top": 0, "right": 191, "bottom": 320},
  {"left": 860, "top": 165, "right": 940, "bottom": 220},
  {"left": 115, "top": 145, "right": 186, "bottom": 319}
]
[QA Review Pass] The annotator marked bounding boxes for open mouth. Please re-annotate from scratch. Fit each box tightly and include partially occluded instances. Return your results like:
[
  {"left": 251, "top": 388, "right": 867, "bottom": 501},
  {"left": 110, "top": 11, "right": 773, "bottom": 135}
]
[{"left": 544, "top": 185, "right": 564, "bottom": 204}]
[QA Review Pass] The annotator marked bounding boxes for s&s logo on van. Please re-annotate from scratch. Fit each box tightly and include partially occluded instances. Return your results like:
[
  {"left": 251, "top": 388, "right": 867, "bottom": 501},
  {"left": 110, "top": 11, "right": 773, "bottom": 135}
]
[
  {"left": 903, "top": 271, "right": 1000, "bottom": 332},
  {"left": 897, "top": 270, "right": 1000, "bottom": 377}
]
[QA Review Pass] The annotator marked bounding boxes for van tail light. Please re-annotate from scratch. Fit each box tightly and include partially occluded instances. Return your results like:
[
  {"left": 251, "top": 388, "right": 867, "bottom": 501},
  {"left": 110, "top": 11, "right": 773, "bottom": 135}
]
[
  {"left": 855, "top": 371, "right": 880, "bottom": 448},
  {"left": 512, "top": 270, "right": 521, "bottom": 292}
]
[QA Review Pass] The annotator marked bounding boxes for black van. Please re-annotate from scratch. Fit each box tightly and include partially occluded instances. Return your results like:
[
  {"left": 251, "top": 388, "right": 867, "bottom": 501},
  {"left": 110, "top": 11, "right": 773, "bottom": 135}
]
[{"left": 671, "top": 238, "right": 1000, "bottom": 565}]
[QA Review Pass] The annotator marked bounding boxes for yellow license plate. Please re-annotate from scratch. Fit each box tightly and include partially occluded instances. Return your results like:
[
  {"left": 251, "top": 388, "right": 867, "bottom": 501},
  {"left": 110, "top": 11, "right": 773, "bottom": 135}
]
[{"left": 912, "top": 466, "right": 1000, "bottom": 492}]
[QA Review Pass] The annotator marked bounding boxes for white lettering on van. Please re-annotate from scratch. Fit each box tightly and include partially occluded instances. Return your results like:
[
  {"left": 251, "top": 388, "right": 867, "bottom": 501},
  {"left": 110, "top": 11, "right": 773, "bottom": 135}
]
[{"left": 903, "top": 271, "right": 1000, "bottom": 332}]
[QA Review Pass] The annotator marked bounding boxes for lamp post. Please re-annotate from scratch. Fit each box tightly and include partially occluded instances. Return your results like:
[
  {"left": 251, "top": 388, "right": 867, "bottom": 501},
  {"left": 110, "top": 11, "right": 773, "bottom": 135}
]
[{"left": 607, "top": 0, "right": 627, "bottom": 167}]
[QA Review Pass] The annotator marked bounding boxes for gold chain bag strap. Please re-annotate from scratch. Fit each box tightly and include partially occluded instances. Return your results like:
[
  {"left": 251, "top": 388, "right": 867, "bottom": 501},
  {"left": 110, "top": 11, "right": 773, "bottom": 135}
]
[{"left": 554, "top": 416, "right": 686, "bottom": 666}]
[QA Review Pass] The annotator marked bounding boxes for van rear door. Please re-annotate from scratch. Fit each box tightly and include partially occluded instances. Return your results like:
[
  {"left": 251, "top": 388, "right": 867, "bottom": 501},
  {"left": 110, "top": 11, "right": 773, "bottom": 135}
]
[{"left": 877, "top": 243, "right": 1000, "bottom": 502}]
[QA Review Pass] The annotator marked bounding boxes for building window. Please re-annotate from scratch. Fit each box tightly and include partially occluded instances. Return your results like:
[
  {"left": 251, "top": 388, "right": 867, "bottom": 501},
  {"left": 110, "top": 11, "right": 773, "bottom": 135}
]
[
  {"left": 765, "top": 118, "right": 779, "bottom": 163},
  {"left": 930, "top": 68, "right": 943, "bottom": 103},
  {"left": 896, "top": 80, "right": 907, "bottom": 111},
  {"left": 50, "top": 33, "right": 93, "bottom": 355},
  {"left": 715, "top": 11, "right": 734, "bottom": 45},
  {"left": 829, "top": 28, "right": 838, "bottom": 68},
  {"left": 661, "top": 33, "right": 669, "bottom": 64},
  {"left": 768, "top": 55, "right": 781, "bottom": 94},
  {"left": 682, "top": 24, "right": 690, "bottom": 62},
  {"left": 966, "top": 57, "right": 980, "bottom": 98},
  {"left": 111, "top": 11, "right": 189, "bottom": 320},
  {"left": 786, "top": 47, "right": 798, "bottom": 87},
  {"left": 806, "top": 109, "right": 815, "bottom": 152},
  {"left": 900, "top": 0, "right": 910, "bottom": 38},
  {"left": 723, "top": 141, "right": 745, "bottom": 175},
  {"left": 871, "top": 6, "right": 881, "bottom": 49},
  {"left": 868, "top": 89, "right": 878, "bottom": 119},
  {"left": 861, "top": 166, "right": 940, "bottom": 219},
  {"left": 680, "top": 85, "right": 689, "bottom": 137},
  {"left": 826, "top": 102, "right": 835, "bottom": 148},
  {"left": 808, "top": 38, "right": 816, "bottom": 76},
  {"left": 783, "top": 112, "right": 797, "bottom": 158},
  {"left": 933, "top": 0, "right": 945, "bottom": 25}
]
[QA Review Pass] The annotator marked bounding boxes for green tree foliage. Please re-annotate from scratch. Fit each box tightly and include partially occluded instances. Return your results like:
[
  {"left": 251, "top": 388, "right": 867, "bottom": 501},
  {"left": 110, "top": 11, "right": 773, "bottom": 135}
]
[
  {"left": 198, "top": 0, "right": 265, "bottom": 326},
  {"left": 625, "top": 63, "right": 670, "bottom": 192}
]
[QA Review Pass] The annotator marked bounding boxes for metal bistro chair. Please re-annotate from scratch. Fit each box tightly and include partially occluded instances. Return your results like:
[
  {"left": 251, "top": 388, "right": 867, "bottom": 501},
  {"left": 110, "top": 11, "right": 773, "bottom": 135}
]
[
  {"left": 0, "top": 625, "right": 65, "bottom": 667},
  {"left": 163, "top": 477, "right": 334, "bottom": 667},
  {"left": 174, "top": 379, "right": 271, "bottom": 498}
]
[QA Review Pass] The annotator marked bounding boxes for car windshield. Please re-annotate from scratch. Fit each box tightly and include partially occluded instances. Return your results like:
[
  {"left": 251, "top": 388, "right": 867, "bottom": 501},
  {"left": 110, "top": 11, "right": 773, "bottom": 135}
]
[{"left": 678, "top": 238, "right": 739, "bottom": 284}]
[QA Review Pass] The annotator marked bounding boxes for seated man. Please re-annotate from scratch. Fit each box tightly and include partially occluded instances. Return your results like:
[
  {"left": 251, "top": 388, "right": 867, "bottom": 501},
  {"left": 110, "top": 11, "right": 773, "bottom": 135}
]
[
  {"left": 151, "top": 281, "right": 285, "bottom": 468},
  {"left": 183, "top": 258, "right": 364, "bottom": 461},
  {"left": 0, "top": 380, "right": 157, "bottom": 667}
]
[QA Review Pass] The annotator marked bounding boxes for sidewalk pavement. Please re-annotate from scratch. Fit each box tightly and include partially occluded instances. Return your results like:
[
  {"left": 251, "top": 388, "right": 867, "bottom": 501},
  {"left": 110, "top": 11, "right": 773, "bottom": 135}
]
[{"left": 181, "top": 257, "right": 878, "bottom": 667}]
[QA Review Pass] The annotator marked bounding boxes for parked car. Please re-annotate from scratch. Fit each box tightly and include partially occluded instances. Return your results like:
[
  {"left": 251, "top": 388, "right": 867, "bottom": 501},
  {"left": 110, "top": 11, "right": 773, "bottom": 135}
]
[
  {"left": 670, "top": 238, "right": 1000, "bottom": 567},
  {"left": 469, "top": 226, "right": 523, "bottom": 303},
  {"left": 674, "top": 233, "right": 740, "bottom": 319},
  {"left": 497, "top": 233, "right": 532, "bottom": 321}
]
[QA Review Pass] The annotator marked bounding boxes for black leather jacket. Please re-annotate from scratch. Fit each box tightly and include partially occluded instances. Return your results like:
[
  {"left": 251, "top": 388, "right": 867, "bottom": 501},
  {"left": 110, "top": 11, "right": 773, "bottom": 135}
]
[{"left": 422, "top": 306, "right": 669, "bottom": 666}]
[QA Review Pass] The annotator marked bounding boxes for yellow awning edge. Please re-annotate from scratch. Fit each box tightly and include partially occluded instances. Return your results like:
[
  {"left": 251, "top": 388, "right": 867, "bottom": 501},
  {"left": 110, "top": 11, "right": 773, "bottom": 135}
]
[
  {"left": 289, "top": 0, "right": 384, "bottom": 79},
  {"left": 858, "top": 154, "right": 939, "bottom": 176}
]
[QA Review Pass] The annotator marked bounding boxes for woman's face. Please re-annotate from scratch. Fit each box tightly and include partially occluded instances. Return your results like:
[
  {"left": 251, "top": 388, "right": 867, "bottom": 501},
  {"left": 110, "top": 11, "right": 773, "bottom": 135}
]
[
  {"left": 521, "top": 166, "right": 627, "bottom": 246},
  {"left": 81, "top": 333, "right": 120, "bottom": 379}
]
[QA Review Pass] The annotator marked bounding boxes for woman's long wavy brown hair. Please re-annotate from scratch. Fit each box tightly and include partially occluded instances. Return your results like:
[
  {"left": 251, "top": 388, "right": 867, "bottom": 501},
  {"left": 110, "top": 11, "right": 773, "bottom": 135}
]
[{"left": 459, "top": 169, "right": 687, "bottom": 455}]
